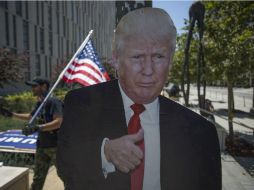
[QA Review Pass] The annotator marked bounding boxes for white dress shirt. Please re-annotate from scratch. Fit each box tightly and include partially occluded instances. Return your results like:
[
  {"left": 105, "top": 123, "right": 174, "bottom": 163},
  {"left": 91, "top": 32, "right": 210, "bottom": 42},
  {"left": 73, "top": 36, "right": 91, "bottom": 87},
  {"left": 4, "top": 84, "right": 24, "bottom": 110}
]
[{"left": 101, "top": 82, "right": 161, "bottom": 190}]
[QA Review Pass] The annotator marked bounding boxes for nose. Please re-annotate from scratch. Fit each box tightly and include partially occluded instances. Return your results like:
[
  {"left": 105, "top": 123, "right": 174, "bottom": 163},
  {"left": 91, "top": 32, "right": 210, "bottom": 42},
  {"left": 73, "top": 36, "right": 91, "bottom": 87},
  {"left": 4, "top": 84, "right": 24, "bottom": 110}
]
[{"left": 142, "top": 56, "right": 153, "bottom": 76}]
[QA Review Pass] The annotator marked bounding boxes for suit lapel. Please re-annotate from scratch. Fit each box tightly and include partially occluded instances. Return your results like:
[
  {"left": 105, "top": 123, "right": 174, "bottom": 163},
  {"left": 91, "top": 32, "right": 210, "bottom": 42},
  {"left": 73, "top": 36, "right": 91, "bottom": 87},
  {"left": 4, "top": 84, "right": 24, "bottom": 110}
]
[
  {"left": 101, "top": 80, "right": 128, "bottom": 138},
  {"left": 159, "top": 96, "right": 173, "bottom": 190}
]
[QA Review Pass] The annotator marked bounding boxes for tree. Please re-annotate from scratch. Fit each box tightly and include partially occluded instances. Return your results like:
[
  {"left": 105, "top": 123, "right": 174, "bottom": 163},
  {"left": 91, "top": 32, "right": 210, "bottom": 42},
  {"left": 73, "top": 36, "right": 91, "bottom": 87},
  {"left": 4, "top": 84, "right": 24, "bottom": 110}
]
[
  {"left": 204, "top": 1, "right": 254, "bottom": 141},
  {"left": 0, "top": 48, "right": 28, "bottom": 88}
]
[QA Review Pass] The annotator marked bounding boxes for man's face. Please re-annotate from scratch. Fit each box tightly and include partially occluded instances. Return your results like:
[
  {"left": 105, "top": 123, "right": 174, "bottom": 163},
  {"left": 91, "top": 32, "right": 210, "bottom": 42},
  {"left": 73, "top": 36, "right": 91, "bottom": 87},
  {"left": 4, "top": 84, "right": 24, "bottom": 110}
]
[
  {"left": 32, "top": 85, "right": 43, "bottom": 96},
  {"left": 115, "top": 38, "right": 173, "bottom": 104}
]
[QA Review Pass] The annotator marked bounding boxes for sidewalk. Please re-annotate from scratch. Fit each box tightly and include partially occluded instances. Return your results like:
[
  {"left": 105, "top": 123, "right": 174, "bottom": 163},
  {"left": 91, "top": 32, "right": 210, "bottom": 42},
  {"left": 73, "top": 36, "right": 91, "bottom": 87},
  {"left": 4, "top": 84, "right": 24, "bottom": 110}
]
[
  {"left": 29, "top": 166, "right": 64, "bottom": 190},
  {"left": 222, "top": 154, "right": 254, "bottom": 190},
  {"left": 186, "top": 88, "right": 254, "bottom": 189},
  {"left": 188, "top": 88, "right": 254, "bottom": 135}
]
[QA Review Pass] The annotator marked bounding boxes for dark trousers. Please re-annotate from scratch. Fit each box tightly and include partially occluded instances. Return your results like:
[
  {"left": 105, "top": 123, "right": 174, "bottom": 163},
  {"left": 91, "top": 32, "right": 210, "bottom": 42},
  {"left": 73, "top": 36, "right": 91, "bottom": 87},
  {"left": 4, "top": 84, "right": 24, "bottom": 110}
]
[{"left": 30, "top": 147, "right": 56, "bottom": 190}]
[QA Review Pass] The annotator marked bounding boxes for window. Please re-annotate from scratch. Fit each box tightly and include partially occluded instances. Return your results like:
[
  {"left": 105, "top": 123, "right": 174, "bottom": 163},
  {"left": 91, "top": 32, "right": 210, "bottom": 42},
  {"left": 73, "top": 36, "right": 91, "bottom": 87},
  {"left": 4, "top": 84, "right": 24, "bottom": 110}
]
[
  {"left": 25, "top": 1, "right": 28, "bottom": 19},
  {"left": 49, "top": 32, "right": 53, "bottom": 55},
  {"left": 45, "top": 56, "right": 48, "bottom": 77},
  {"left": 34, "top": 26, "right": 37, "bottom": 52},
  {"left": 49, "top": 57, "right": 52, "bottom": 77},
  {"left": 63, "top": 16, "right": 66, "bottom": 37},
  {"left": 5, "top": 12, "right": 9, "bottom": 45},
  {"left": 56, "top": 1, "right": 59, "bottom": 11},
  {"left": 56, "top": 12, "right": 60, "bottom": 34},
  {"left": 71, "top": 2, "right": 74, "bottom": 20},
  {"left": 48, "top": 4, "right": 52, "bottom": 30},
  {"left": 76, "top": 6, "right": 79, "bottom": 24},
  {"left": 35, "top": 54, "right": 41, "bottom": 76},
  {"left": 66, "top": 40, "right": 69, "bottom": 55},
  {"left": 16, "top": 1, "right": 22, "bottom": 16},
  {"left": 36, "top": 2, "right": 39, "bottom": 24},
  {"left": 13, "top": 16, "right": 17, "bottom": 47},
  {"left": 23, "top": 21, "right": 29, "bottom": 50},
  {"left": 58, "top": 36, "right": 61, "bottom": 57},
  {"left": 66, "top": 19, "right": 69, "bottom": 39},
  {"left": 0, "top": 1, "right": 7, "bottom": 9},
  {"left": 41, "top": 2, "right": 44, "bottom": 26},
  {"left": 61, "top": 37, "right": 63, "bottom": 58},
  {"left": 62, "top": 2, "right": 65, "bottom": 14},
  {"left": 40, "top": 28, "right": 44, "bottom": 53}
]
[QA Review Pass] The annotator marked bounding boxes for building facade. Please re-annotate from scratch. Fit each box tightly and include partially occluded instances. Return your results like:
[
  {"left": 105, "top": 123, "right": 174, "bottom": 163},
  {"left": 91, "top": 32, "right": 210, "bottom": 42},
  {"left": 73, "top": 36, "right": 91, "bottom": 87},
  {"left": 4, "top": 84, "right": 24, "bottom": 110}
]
[
  {"left": 0, "top": 1, "right": 115, "bottom": 80},
  {"left": 0, "top": 1, "right": 151, "bottom": 94}
]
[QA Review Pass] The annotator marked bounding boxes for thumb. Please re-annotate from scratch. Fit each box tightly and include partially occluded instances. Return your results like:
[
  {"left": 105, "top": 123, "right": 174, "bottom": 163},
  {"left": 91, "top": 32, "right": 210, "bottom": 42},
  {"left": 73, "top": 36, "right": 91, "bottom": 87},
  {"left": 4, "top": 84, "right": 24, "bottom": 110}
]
[{"left": 128, "top": 128, "right": 144, "bottom": 143}]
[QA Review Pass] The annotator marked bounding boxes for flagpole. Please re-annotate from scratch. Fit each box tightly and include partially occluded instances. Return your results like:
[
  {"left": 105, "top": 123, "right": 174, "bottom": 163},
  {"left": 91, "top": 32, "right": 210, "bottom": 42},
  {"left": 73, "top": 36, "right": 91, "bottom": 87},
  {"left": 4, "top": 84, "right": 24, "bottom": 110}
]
[{"left": 28, "top": 30, "right": 94, "bottom": 125}]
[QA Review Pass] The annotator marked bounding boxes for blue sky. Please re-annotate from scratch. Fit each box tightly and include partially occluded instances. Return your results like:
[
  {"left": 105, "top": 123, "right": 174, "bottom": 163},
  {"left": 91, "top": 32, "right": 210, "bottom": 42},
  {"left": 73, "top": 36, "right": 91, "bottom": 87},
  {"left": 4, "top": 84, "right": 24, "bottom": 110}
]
[{"left": 153, "top": 1, "right": 194, "bottom": 35}]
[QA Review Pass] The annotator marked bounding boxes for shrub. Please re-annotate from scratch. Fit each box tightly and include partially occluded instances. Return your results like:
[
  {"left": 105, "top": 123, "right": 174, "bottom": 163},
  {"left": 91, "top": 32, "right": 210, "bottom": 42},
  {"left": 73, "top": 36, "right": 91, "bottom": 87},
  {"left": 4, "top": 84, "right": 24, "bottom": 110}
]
[
  {"left": 4, "top": 92, "right": 36, "bottom": 113},
  {"left": 3, "top": 89, "right": 68, "bottom": 113}
]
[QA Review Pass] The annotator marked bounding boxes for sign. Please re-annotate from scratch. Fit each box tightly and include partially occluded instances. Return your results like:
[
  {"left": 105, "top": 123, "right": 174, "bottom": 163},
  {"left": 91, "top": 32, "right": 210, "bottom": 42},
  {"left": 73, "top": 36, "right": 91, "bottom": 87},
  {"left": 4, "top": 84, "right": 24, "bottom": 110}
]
[{"left": 0, "top": 130, "right": 37, "bottom": 150}]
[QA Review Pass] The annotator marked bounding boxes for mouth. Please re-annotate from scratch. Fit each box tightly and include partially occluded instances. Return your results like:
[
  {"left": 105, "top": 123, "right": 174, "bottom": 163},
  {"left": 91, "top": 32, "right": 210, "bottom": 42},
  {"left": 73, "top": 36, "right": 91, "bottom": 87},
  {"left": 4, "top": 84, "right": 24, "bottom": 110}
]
[{"left": 137, "top": 82, "right": 154, "bottom": 87}]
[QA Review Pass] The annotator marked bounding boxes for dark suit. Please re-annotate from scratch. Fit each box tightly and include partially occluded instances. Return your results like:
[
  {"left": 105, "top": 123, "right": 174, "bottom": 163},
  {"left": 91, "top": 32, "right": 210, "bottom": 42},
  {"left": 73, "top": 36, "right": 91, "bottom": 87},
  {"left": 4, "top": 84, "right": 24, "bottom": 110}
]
[{"left": 57, "top": 80, "right": 221, "bottom": 190}]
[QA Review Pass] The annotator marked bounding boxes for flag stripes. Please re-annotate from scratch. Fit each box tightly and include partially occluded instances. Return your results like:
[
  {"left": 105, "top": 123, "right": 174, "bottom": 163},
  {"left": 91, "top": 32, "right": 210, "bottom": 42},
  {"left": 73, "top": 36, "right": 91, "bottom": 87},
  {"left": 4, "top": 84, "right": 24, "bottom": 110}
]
[{"left": 62, "top": 39, "right": 110, "bottom": 86}]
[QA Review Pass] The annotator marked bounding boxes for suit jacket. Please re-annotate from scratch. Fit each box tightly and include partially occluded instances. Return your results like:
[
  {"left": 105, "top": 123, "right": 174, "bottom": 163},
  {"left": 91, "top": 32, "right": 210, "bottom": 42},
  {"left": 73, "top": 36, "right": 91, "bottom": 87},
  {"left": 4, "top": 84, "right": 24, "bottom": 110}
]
[{"left": 56, "top": 80, "right": 221, "bottom": 190}]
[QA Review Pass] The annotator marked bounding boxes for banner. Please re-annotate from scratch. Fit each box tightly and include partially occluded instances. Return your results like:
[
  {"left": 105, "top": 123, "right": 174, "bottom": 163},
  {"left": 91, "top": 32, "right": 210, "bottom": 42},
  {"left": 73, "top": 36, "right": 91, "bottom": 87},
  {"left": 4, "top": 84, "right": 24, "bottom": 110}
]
[{"left": 0, "top": 130, "right": 37, "bottom": 150}]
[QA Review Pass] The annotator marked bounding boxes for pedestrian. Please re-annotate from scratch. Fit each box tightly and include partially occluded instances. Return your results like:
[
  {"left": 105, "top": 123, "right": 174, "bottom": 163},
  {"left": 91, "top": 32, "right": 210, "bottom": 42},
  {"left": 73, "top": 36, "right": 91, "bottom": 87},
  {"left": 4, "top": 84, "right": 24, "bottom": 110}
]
[
  {"left": 0, "top": 77, "right": 63, "bottom": 190},
  {"left": 57, "top": 8, "right": 221, "bottom": 190}
]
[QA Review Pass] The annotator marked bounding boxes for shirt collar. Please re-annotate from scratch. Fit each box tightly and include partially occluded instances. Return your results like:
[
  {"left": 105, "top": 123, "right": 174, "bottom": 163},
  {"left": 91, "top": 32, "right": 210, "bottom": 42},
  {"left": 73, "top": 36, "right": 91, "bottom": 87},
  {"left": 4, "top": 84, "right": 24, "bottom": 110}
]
[{"left": 118, "top": 81, "right": 159, "bottom": 118}]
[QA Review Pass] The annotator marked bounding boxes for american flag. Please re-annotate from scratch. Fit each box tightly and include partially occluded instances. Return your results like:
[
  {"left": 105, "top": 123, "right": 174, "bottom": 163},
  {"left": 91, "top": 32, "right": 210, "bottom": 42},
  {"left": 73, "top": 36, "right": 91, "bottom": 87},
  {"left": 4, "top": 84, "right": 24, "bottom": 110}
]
[{"left": 62, "top": 39, "right": 110, "bottom": 86}]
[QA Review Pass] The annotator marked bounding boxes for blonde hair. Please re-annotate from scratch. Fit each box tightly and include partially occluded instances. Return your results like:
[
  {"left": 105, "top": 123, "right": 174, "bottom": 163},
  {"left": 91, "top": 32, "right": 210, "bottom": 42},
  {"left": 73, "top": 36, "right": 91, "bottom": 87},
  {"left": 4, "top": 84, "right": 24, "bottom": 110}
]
[{"left": 112, "top": 8, "right": 177, "bottom": 54}]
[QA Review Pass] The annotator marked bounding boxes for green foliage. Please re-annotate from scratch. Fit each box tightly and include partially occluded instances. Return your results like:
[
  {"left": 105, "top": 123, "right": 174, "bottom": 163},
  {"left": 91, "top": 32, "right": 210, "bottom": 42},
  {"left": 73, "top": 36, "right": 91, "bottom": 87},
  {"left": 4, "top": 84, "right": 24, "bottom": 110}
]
[
  {"left": 54, "top": 88, "right": 68, "bottom": 101},
  {"left": 4, "top": 92, "right": 36, "bottom": 113},
  {"left": 171, "top": 1, "right": 254, "bottom": 87},
  {"left": 170, "top": 32, "right": 200, "bottom": 85},
  {"left": 3, "top": 89, "right": 68, "bottom": 113},
  {"left": 203, "top": 1, "right": 254, "bottom": 84}
]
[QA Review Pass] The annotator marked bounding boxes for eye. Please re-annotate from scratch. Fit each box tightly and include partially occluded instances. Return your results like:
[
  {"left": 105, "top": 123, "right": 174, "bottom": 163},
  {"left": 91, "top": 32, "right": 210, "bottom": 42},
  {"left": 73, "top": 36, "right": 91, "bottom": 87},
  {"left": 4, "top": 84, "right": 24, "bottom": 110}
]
[
  {"left": 132, "top": 55, "right": 140, "bottom": 59},
  {"left": 152, "top": 54, "right": 165, "bottom": 63},
  {"left": 154, "top": 54, "right": 164, "bottom": 59}
]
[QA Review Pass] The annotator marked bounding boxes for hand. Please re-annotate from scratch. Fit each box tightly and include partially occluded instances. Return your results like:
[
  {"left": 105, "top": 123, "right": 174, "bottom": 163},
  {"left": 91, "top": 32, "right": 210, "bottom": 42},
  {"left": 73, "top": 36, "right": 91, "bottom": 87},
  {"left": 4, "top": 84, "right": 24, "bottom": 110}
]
[
  {"left": 0, "top": 107, "right": 13, "bottom": 117},
  {"left": 104, "top": 129, "right": 144, "bottom": 173},
  {"left": 22, "top": 124, "right": 40, "bottom": 136}
]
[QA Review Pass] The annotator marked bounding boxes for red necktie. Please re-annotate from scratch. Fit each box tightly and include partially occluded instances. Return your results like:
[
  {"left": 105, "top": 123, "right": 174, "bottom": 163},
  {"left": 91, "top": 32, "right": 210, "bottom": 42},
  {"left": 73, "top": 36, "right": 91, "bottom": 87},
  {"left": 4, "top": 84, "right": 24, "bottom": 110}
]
[{"left": 128, "top": 103, "right": 145, "bottom": 190}]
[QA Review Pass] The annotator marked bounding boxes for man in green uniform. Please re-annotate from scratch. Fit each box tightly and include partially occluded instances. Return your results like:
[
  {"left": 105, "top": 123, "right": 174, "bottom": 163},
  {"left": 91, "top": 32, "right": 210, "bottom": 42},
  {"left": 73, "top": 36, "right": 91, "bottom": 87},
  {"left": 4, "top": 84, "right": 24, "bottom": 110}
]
[{"left": 0, "top": 77, "right": 63, "bottom": 190}]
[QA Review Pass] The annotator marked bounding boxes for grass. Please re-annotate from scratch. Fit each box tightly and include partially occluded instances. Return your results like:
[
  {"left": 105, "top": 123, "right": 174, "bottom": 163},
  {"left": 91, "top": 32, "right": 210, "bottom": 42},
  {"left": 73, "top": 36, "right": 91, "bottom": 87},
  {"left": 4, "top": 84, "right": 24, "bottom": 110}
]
[{"left": 0, "top": 116, "right": 26, "bottom": 132}]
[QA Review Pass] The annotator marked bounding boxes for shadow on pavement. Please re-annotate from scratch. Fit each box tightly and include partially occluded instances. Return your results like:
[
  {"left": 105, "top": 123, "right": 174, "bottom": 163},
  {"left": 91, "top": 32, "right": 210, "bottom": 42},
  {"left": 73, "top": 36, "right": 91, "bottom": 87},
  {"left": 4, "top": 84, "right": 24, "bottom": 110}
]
[
  {"left": 192, "top": 98, "right": 226, "bottom": 104},
  {"left": 233, "top": 156, "right": 254, "bottom": 177},
  {"left": 215, "top": 108, "right": 252, "bottom": 119}
]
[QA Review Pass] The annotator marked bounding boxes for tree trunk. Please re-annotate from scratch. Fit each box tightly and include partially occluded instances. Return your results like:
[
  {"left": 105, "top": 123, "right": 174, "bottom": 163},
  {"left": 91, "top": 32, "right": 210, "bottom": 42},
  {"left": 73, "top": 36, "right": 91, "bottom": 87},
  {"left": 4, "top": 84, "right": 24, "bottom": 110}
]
[
  {"left": 197, "top": 30, "right": 204, "bottom": 107},
  {"left": 227, "top": 81, "right": 234, "bottom": 142},
  {"left": 252, "top": 78, "right": 254, "bottom": 108},
  {"left": 202, "top": 45, "right": 206, "bottom": 99},
  {"left": 182, "top": 18, "right": 195, "bottom": 107},
  {"left": 197, "top": 40, "right": 201, "bottom": 107}
]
